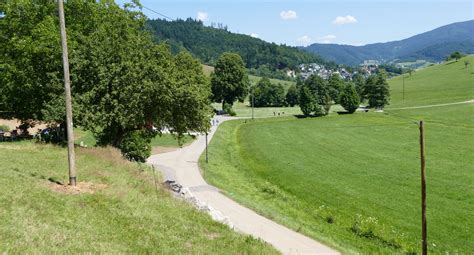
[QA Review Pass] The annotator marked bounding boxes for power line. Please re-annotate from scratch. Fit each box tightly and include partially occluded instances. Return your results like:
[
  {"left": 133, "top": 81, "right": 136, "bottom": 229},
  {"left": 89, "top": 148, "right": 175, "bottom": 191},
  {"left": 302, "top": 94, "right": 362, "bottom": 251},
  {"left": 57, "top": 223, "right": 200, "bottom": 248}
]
[{"left": 142, "top": 5, "right": 174, "bottom": 21}]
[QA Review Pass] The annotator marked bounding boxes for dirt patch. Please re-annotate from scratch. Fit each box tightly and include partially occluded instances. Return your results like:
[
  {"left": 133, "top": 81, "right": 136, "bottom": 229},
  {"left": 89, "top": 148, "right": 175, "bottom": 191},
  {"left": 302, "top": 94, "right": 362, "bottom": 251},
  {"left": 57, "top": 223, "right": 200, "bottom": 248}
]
[
  {"left": 0, "top": 118, "right": 47, "bottom": 135},
  {"left": 48, "top": 181, "right": 107, "bottom": 195},
  {"left": 151, "top": 146, "right": 179, "bottom": 155}
]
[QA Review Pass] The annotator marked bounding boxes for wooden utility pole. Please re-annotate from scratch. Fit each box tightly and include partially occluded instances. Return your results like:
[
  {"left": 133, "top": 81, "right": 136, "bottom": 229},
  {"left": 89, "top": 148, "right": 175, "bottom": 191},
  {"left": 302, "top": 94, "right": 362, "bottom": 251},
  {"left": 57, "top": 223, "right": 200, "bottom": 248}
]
[
  {"left": 205, "top": 132, "right": 208, "bottom": 163},
  {"left": 251, "top": 90, "right": 255, "bottom": 120},
  {"left": 402, "top": 75, "right": 405, "bottom": 100},
  {"left": 58, "top": 0, "right": 76, "bottom": 186},
  {"left": 419, "top": 121, "right": 427, "bottom": 255}
]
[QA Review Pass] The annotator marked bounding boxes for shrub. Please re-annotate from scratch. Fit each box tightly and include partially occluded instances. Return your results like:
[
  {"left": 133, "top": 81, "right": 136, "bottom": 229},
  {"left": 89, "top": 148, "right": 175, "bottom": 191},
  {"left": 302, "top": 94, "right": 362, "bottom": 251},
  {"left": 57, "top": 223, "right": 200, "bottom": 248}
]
[
  {"left": 223, "top": 103, "right": 236, "bottom": 116},
  {"left": 118, "top": 130, "right": 154, "bottom": 162}
]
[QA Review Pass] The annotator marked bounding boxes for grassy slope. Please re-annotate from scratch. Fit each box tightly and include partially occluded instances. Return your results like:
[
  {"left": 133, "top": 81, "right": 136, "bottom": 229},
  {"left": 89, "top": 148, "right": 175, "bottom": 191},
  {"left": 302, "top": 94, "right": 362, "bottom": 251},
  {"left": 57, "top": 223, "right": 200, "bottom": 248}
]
[
  {"left": 204, "top": 64, "right": 302, "bottom": 117},
  {"left": 0, "top": 142, "right": 277, "bottom": 254},
  {"left": 388, "top": 55, "right": 474, "bottom": 108},
  {"left": 200, "top": 56, "right": 474, "bottom": 253}
]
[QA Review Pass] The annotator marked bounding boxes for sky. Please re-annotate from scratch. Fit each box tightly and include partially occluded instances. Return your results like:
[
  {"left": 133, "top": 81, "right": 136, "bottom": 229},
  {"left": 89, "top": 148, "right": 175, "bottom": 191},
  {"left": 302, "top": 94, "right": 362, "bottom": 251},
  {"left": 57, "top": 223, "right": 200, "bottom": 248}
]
[{"left": 115, "top": 0, "right": 473, "bottom": 47}]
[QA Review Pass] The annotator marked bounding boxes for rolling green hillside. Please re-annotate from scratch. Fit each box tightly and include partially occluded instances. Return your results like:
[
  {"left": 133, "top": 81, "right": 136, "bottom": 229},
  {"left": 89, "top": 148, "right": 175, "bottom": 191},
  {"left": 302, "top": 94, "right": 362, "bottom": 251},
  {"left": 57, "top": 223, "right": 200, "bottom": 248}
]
[
  {"left": 200, "top": 55, "right": 474, "bottom": 253},
  {"left": 388, "top": 55, "right": 474, "bottom": 108},
  {"left": 0, "top": 142, "right": 277, "bottom": 253}
]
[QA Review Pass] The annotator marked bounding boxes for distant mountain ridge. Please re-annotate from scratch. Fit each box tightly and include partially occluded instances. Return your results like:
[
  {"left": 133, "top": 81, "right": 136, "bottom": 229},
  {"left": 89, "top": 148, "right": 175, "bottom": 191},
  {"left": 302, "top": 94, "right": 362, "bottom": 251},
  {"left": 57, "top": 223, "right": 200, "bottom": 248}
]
[{"left": 303, "top": 20, "right": 474, "bottom": 66}]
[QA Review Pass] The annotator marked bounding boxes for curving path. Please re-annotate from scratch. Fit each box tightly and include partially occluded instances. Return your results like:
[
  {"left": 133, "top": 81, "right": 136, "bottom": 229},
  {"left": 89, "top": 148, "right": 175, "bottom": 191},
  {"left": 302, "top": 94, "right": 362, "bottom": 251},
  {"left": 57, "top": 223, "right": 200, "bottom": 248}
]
[
  {"left": 147, "top": 116, "right": 339, "bottom": 255},
  {"left": 386, "top": 99, "right": 474, "bottom": 110}
]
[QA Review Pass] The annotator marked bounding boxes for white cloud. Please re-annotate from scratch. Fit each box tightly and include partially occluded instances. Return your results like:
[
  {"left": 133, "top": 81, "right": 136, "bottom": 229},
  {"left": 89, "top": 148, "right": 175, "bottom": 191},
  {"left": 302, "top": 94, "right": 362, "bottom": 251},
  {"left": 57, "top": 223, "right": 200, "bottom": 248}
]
[
  {"left": 250, "top": 33, "right": 259, "bottom": 38},
  {"left": 319, "top": 35, "right": 336, "bottom": 44},
  {"left": 297, "top": 35, "right": 312, "bottom": 46},
  {"left": 280, "top": 10, "right": 297, "bottom": 20},
  {"left": 197, "top": 11, "right": 208, "bottom": 22},
  {"left": 332, "top": 15, "right": 357, "bottom": 25}
]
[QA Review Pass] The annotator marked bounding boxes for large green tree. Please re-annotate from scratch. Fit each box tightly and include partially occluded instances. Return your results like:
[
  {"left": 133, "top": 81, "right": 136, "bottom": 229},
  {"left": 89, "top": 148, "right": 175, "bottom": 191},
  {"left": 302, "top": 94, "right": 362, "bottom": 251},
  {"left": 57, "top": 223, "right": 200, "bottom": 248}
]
[
  {"left": 365, "top": 72, "right": 390, "bottom": 109},
  {"left": 211, "top": 52, "right": 249, "bottom": 109},
  {"left": 327, "top": 73, "right": 344, "bottom": 103},
  {"left": 352, "top": 73, "right": 366, "bottom": 101},
  {"left": 253, "top": 77, "right": 285, "bottom": 107},
  {"left": 0, "top": 0, "right": 212, "bottom": 162},
  {"left": 285, "top": 84, "right": 299, "bottom": 107},
  {"left": 298, "top": 75, "right": 331, "bottom": 117},
  {"left": 339, "top": 82, "right": 360, "bottom": 114}
]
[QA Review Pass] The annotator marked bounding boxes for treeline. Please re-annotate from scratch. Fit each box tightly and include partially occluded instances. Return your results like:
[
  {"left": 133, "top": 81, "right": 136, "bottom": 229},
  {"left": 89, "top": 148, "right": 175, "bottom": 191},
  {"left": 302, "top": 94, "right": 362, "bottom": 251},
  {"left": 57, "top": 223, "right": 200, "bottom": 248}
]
[
  {"left": 248, "top": 72, "right": 389, "bottom": 116},
  {"left": 146, "top": 18, "right": 327, "bottom": 76},
  {"left": 0, "top": 1, "right": 211, "bottom": 162}
]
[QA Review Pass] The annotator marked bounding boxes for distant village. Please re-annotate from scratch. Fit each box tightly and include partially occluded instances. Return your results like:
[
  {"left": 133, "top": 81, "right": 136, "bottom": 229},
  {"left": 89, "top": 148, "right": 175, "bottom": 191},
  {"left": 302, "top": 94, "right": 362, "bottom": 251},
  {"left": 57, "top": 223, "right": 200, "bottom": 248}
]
[{"left": 289, "top": 60, "right": 381, "bottom": 81}]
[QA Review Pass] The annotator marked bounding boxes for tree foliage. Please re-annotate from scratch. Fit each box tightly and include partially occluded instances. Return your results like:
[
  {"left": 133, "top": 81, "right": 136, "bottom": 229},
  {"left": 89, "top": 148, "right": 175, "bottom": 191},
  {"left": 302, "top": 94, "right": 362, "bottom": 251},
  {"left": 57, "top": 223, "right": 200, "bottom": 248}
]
[
  {"left": 0, "top": 0, "right": 212, "bottom": 162},
  {"left": 298, "top": 75, "right": 331, "bottom": 117},
  {"left": 365, "top": 72, "right": 390, "bottom": 109},
  {"left": 352, "top": 73, "right": 366, "bottom": 101},
  {"left": 146, "top": 18, "right": 326, "bottom": 74},
  {"left": 449, "top": 51, "right": 462, "bottom": 62},
  {"left": 285, "top": 84, "right": 299, "bottom": 107},
  {"left": 339, "top": 83, "right": 360, "bottom": 113},
  {"left": 328, "top": 73, "right": 344, "bottom": 103},
  {"left": 211, "top": 52, "right": 249, "bottom": 108},
  {"left": 253, "top": 77, "right": 286, "bottom": 107}
]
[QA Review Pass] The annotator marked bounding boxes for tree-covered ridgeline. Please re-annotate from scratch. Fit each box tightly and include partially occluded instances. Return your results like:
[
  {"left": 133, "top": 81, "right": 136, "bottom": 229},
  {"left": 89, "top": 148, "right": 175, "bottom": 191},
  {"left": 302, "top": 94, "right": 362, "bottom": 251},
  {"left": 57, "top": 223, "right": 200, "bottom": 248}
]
[
  {"left": 146, "top": 18, "right": 329, "bottom": 76},
  {"left": 0, "top": 0, "right": 212, "bottom": 162}
]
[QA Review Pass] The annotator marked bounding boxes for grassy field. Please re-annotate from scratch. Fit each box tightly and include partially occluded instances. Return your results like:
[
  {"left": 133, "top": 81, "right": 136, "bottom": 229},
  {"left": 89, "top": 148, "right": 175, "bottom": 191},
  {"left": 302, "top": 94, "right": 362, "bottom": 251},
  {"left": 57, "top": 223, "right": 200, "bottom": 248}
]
[
  {"left": 388, "top": 55, "right": 474, "bottom": 108},
  {"left": 200, "top": 56, "right": 474, "bottom": 253},
  {"left": 0, "top": 141, "right": 277, "bottom": 253}
]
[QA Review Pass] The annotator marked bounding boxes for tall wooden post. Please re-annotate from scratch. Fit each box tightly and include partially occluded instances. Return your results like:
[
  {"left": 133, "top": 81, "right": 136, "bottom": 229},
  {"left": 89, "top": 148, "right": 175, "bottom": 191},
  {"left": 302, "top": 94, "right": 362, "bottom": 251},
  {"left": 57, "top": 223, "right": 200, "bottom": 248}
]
[
  {"left": 205, "top": 132, "right": 208, "bottom": 163},
  {"left": 58, "top": 0, "right": 76, "bottom": 186},
  {"left": 403, "top": 75, "right": 405, "bottom": 100},
  {"left": 252, "top": 92, "right": 255, "bottom": 120},
  {"left": 419, "top": 121, "right": 427, "bottom": 255}
]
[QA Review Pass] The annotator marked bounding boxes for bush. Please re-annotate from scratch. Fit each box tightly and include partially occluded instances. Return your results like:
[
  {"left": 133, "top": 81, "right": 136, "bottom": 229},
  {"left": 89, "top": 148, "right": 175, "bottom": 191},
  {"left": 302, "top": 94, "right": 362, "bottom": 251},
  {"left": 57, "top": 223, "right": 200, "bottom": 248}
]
[
  {"left": 118, "top": 130, "right": 154, "bottom": 162},
  {"left": 223, "top": 103, "right": 236, "bottom": 116}
]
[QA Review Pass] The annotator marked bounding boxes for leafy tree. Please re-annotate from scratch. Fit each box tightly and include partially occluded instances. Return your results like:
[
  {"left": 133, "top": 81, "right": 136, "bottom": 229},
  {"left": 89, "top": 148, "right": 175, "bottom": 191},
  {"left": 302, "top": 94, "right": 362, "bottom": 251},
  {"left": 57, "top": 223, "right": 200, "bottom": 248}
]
[
  {"left": 352, "top": 73, "right": 366, "bottom": 101},
  {"left": 253, "top": 77, "right": 285, "bottom": 107},
  {"left": 450, "top": 51, "right": 462, "bottom": 62},
  {"left": 298, "top": 86, "right": 315, "bottom": 117},
  {"left": 328, "top": 73, "right": 344, "bottom": 103},
  {"left": 298, "top": 75, "right": 330, "bottom": 117},
  {"left": 339, "top": 83, "right": 360, "bottom": 113},
  {"left": 211, "top": 52, "right": 249, "bottom": 109},
  {"left": 365, "top": 72, "right": 390, "bottom": 108},
  {"left": 0, "top": 1, "right": 212, "bottom": 161},
  {"left": 285, "top": 84, "right": 299, "bottom": 107}
]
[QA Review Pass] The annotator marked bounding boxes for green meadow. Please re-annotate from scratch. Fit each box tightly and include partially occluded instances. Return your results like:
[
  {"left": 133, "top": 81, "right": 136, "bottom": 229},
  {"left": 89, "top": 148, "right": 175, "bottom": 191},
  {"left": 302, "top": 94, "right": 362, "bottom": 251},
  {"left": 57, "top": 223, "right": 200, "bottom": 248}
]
[
  {"left": 200, "top": 56, "right": 474, "bottom": 253},
  {"left": 0, "top": 141, "right": 276, "bottom": 253}
]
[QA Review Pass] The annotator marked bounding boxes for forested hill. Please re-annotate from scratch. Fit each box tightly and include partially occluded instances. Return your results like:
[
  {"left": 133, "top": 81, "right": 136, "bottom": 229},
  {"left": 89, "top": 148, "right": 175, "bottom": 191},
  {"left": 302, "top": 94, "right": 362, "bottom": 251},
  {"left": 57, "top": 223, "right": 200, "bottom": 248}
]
[
  {"left": 146, "top": 18, "right": 328, "bottom": 72},
  {"left": 303, "top": 20, "right": 474, "bottom": 66}
]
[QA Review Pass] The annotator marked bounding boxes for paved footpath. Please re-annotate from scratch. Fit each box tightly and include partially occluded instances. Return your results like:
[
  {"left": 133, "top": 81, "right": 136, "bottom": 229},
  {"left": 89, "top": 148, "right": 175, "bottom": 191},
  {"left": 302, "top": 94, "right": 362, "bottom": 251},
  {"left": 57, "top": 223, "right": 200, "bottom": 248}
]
[{"left": 148, "top": 116, "right": 339, "bottom": 255}]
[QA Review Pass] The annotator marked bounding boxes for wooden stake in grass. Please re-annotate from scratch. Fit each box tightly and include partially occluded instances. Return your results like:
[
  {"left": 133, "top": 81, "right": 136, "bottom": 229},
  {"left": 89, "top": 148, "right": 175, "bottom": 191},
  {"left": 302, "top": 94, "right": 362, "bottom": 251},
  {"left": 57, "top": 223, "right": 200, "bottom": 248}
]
[
  {"left": 419, "top": 120, "right": 427, "bottom": 255},
  {"left": 205, "top": 132, "right": 209, "bottom": 163},
  {"left": 58, "top": 0, "right": 76, "bottom": 186}
]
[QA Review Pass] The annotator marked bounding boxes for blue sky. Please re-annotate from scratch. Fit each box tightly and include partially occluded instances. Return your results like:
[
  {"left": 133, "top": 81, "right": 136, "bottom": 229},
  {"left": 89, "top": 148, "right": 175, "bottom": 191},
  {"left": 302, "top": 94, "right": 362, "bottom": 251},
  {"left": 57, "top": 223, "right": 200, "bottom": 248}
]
[{"left": 116, "top": 0, "right": 473, "bottom": 46}]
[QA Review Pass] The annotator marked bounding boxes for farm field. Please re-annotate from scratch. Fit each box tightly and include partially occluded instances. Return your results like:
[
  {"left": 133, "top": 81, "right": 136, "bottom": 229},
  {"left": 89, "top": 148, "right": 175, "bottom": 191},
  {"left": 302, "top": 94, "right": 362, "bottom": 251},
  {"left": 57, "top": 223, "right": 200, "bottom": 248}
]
[
  {"left": 0, "top": 141, "right": 276, "bottom": 253},
  {"left": 200, "top": 56, "right": 474, "bottom": 253}
]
